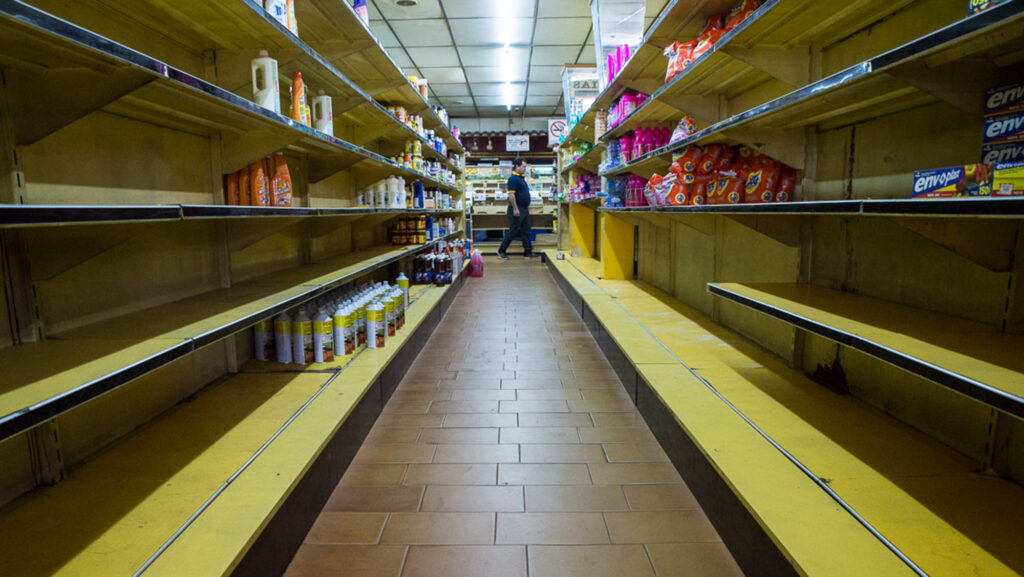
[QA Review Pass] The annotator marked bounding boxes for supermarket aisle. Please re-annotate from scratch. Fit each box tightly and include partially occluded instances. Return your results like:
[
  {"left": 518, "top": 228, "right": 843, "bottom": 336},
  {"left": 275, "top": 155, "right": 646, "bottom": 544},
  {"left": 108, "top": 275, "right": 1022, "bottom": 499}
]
[{"left": 284, "top": 258, "right": 744, "bottom": 577}]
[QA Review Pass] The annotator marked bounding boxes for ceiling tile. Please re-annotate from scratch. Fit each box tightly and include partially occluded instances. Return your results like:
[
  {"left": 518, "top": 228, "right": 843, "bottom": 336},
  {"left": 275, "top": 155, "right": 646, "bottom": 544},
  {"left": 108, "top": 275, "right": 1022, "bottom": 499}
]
[
  {"left": 390, "top": 19, "right": 452, "bottom": 47},
  {"left": 537, "top": 2, "right": 591, "bottom": 17},
  {"left": 473, "top": 83, "right": 526, "bottom": 97},
  {"left": 445, "top": 106, "right": 479, "bottom": 116},
  {"left": 409, "top": 46, "right": 460, "bottom": 67},
  {"left": 458, "top": 46, "right": 530, "bottom": 68},
  {"left": 389, "top": 48, "right": 416, "bottom": 69},
  {"left": 529, "top": 65, "right": 564, "bottom": 82},
  {"left": 476, "top": 95, "right": 520, "bottom": 106},
  {"left": 370, "top": 21, "right": 401, "bottom": 47},
  {"left": 431, "top": 83, "right": 471, "bottom": 96},
  {"left": 440, "top": 0, "right": 534, "bottom": 18},
  {"left": 577, "top": 44, "right": 596, "bottom": 64},
  {"left": 376, "top": 0, "right": 443, "bottom": 19},
  {"left": 466, "top": 66, "right": 527, "bottom": 83},
  {"left": 526, "top": 95, "right": 560, "bottom": 107},
  {"left": 418, "top": 66, "right": 467, "bottom": 83},
  {"left": 531, "top": 45, "right": 581, "bottom": 66},
  {"left": 438, "top": 96, "right": 473, "bottom": 107},
  {"left": 449, "top": 18, "right": 533, "bottom": 46},
  {"left": 527, "top": 82, "right": 563, "bottom": 96},
  {"left": 534, "top": 18, "right": 591, "bottom": 46},
  {"left": 368, "top": 2, "right": 383, "bottom": 20}
]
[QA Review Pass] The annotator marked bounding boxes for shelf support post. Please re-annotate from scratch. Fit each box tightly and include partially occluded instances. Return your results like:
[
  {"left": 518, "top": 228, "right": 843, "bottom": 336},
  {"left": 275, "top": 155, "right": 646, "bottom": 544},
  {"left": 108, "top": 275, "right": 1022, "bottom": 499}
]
[{"left": 601, "top": 212, "right": 636, "bottom": 281}]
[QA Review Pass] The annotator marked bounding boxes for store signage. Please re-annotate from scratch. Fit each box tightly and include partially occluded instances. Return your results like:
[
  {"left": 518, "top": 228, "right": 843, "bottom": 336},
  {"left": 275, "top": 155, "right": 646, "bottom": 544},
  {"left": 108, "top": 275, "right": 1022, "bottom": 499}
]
[
  {"left": 506, "top": 134, "right": 530, "bottom": 152},
  {"left": 548, "top": 119, "right": 567, "bottom": 146}
]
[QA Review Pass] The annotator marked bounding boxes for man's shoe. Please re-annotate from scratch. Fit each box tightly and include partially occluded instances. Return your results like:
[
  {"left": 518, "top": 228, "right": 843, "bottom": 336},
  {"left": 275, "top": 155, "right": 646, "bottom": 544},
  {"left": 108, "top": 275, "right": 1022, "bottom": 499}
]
[
  {"left": 524, "top": 253, "right": 539, "bottom": 258},
  {"left": 498, "top": 252, "right": 510, "bottom": 260}
]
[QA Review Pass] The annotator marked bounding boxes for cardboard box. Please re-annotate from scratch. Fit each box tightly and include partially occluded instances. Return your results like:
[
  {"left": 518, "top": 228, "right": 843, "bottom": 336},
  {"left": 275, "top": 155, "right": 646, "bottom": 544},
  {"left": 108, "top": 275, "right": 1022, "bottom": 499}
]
[
  {"left": 993, "top": 161, "right": 1024, "bottom": 196},
  {"left": 986, "top": 81, "right": 1024, "bottom": 117},
  {"left": 912, "top": 164, "right": 992, "bottom": 198},
  {"left": 982, "top": 141, "right": 1024, "bottom": 164},
  {"left": 969, "top": 0, "right": 1008, "bottom": 13},
  {"left": 983, "top": 111, "right": 1024, "bottom": 144}
]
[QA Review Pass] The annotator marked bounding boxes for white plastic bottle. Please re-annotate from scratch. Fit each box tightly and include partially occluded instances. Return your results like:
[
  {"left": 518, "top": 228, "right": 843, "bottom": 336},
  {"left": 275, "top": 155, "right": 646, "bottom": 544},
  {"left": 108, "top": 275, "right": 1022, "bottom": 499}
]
[
  {"left": 313, "top": 309, "right": 334, "bottom": 363},
  {"left": 333, "top": 302, "right": 347, "bottom": 356},
  {"left": 312, "top": 91, "right": 333, "bottom": 135},
  {"left": 375, "top": 179, "right": 388, "bottom": 209},
  {"left": 265, "top": 0, "right": 288, "bottom": 28},
  {"left": 274, "top": 312, "right": 292, "bottom": 364},
  {"left": 251, "top": 51, "right": 281, "bottom": 114},
  {"left": 367, "top": 301, "right": 385, "bottom": 349},
  {"left": 254, "top": 319, "right": 274, "bottom": 361},
  {"left": 382, "top": 294, "right": 395, "bottom": 337},
  {"left": 292, "top": 309, "right": 312, "bottom": 365},
  {"left": 396, "top": 272, "right": 410, "bottom": 308}
]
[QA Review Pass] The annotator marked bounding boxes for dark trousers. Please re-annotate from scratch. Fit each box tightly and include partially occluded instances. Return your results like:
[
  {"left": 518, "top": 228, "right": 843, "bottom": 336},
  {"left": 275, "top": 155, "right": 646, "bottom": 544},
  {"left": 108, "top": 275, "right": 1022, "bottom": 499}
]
[{"left": 499, "top": 207, "right": 532, "bottom": 255}]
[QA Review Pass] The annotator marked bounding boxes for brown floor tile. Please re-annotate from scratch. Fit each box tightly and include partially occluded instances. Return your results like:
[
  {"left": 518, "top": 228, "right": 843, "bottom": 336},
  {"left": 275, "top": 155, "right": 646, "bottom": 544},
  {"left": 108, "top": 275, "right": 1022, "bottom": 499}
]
[
  {"left": 579, "top": 427, "right": 656, "bottom": 444},
  {"left": 520, "top": 443, "right": 607, "bottom": 463},
  {"left": 340, "top": 464, "right": 408, "bottom": 486},
  {"left": 646, "top": 543, "right": 746, "bottom": 577},
  {"left": 433, "top": 444, "right": 520, "bottom": 463},
  {"left": 501, "top": 379, "right": 564, "bottom": 390},
  {"left": 421, "top": 485, "right": 524, "bottom": 512},
  {"left": 517, "top": 413, "right": 594, "bottom": 428},
  {"left": 589, "top": 463, "right": 682, "bottom": 485},
  {"left": 404, "top": 464, "right": 497, "bottom": 485},
  {"left": 438, "top": 379, "right": 502, "bottom": 389},
  {"left": 443, "top": 413, "right": 518, "bottom": 428},
  {"left": 604, "top": 511, "right": 721, "bottom": 543},
  {"left": 380, "top": 513, "right": 495, "bottom": 544},
  {"left": 401, "top": 546, "right": 527, "bottom": 577},
  {"left": 354, "top": 444, "right": 437, "bottom": 464},
  {"left": 376, "top": 414, "right": 446, "bottom": 428},
  {"left": 528, "top": 545, "right": 655, "bottom": 577},
  {"left": 365, "top": 428, "right": 422, "bottom": 444},
  {"left": 500, "top": 427, "right": 580, "bottom": 444},
  {"left": 383, "top": 401, "right": 432, "bottom": 415},
  {"left": 500, "top": 400, "right": 569, "bottom": 413},
  {"left": 568, "top": 399, "right": 636, "bottom": 413},
  {"left": 392, "top": 390, "right": 452, "bottom": 402},
  {"left": 499, "top": 464, "right": 592, "bottom": 485},
  {"left": 496, "top": 513, "right": 609, "bottom": 544},
  {"left": 564, "top": 378, "right": 623, "bottom": 389},
  {"left": 428, "top": 400, "right": 499, "bottom": 414},
  {"left": 504, "top": 361, "right": 562, "bottom": 371},
  {"left": 449, "top": 389, "right": 517, "bottom": 401},
  {"left": 284, "top": 545, "right": 406, "bottom": 577},
  {"left": 396, "top": 381, "right": 443, "bottom": 392},
  {"left": 304, "top": 512, "right": 388, "bottom": 544},
  {"left": 448, "top": 362, "right": 508, "bottom": 372},
  {"left": 525, "top": 486, "right": 628, "bottom": 512},
  {"left": 455, "top": 370, "right": 516, "bottom": 380},
  {"left": 516, "top": 370, "right": 572, "bottom": 381},
  {"left": 325, "top": 486, "right": 424, "bottom": 512},
  {"left": 603, "top": 442, "right": 669, "bottom": 462},
  {"left": 418, "top": 428, "right": 499, "bottom": 444},
  {"left": 623, "top": 485, "right": 701, "bottom": 511},
  {"left": 515, "top": 389, "right": 583, "bottom": 401},
  {"left": 405, "top": 370, "right": 458, "bottom": 380}
]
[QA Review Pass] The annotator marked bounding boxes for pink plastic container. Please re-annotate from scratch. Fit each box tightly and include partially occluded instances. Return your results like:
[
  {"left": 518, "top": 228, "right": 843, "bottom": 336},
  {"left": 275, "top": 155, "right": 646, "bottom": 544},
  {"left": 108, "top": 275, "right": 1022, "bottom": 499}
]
[{"left": 469, "top": 250, "right": 484, "bottom": 277}]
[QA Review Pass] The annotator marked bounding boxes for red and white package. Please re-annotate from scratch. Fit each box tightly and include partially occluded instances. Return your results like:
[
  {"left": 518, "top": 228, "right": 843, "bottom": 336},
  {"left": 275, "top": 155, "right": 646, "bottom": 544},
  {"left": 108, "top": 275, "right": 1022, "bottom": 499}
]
[{"left": 725, "top": 0, "right": 761, "bottom": 31}]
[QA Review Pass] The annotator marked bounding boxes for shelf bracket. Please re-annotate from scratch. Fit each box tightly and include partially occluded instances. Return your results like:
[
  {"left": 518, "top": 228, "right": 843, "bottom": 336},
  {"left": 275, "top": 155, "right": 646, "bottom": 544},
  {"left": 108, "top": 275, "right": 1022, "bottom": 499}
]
[
  {"left": 309, "top": 152, "right": 370, "bottom": 183},
  {"left": 657, "top": 94, "right": 725, "bottom": 124},
  {"left": 886, "top": 58, "right": 1022, "bottom": 117},
  {"left": 720, "top": 126, "right": 806, "bottom": 170},
  {"left": 722, "top": 46, "right": 811, "bottom": 88},
  {"left": 221, "top": 130, "right": 302, "bottom": 174}
]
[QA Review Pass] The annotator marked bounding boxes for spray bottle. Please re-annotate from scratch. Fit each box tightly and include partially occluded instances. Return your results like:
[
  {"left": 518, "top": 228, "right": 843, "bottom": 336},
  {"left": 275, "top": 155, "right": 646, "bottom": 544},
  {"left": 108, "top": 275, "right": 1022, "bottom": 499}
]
[{"left": 251, "top": 161, "right": 271, "bottom": 206}]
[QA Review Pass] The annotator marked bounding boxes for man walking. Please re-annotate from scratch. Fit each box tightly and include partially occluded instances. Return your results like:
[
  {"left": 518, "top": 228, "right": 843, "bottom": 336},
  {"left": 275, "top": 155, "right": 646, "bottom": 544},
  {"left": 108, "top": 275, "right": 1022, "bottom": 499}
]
[{"left": 498, "top": 157, "right": 534, "bottom": 259}]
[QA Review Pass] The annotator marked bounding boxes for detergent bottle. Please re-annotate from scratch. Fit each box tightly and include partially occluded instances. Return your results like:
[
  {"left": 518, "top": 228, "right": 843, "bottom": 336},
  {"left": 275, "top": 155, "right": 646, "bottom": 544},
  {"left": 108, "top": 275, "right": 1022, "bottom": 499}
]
[
  {"left": 312, "top": 90, "right": 333, "bottom": 135},
  {"left": 271, "top": 154, "right": 293, "bottom": 207},
  {"left": 226, "top": 171, "right": 240, "bottom": 205},
  {"left": 286, "top": 0, "right": 298, "bottom": 34},
  {"left": 250, "top": 161, "right": 271, "bottom": 206},
  {"left": 291, "top": 72, "right": 308, "bottom": 125},
  {"left": 251, "top": 51, "right": 280, "bottom": 113},
  {"left": 265, "top": 0, "right": 288, "bottom": 27}
]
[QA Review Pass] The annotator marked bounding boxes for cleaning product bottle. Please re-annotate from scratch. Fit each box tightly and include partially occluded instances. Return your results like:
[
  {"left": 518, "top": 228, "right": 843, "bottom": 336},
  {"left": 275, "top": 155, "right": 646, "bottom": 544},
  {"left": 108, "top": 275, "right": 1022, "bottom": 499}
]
[
  {"left": 353, "top": 0, "right": 369, "bottom": 25},
  {"left": 356, "top": 299, "right": 368, "bottom": 346},
  {"left": 226, "top": 171, "right": 240, "bottom": 205},
  {"left": 375, "top": 179, "right": 388, "bottom": 209},
  {"left": 332, "top": 302, "right": 346, "bottom": 356},
  {"left": 254, "top": 319, "right": 274, "bottom": 361},
  {"left": 239, "top": 166, "right": 252, "bottom": 206},
  {"left": 274, "top": 312, "right": 292, "bottom": 363},
  {"left": 292, "top": 309, "right": 312, "bottom": 365},
  {"left": 286, "top": 0, "right": 298, "bottom": 35},
  {"left": 312, "top": 90, "right": 333, "bottom": 136},
  {"left": 265, "top": 0, "right": 288, "bottom": 28},
  {"left": 251, "top": 51, "right": 281, "bottom": 114},
  {"left": 338, "top": 303, "right": 355, "bottom": 355},
  {"left": 396, "top": 272, "right": 410, "bottom": 308},
  {"left": 251, "top": 161, "right": 271, "bottom": 206},
  {"left": 291, "top": 71, "right": 308, "bottom": 125},
  {"left": 271, "top": 154, "right": 293, "bottom": 207},
  {"left": 392, "top": 287, "right": 405, "bottom": 329},
  {"left": 367, "top": 301, "right": 385, "bottom": 349},
  {"left": 313, "top": 309, "right": 334, "bottom": 363},
  {"left": 382, "top": 293, "right": 396, "bottom": 337}
]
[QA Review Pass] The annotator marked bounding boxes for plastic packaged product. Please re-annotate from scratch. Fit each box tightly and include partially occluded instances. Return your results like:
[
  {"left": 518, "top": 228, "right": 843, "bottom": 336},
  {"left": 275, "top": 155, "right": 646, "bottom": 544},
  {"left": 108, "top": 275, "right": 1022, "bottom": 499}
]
[
  {"left": 271, "top": 154, "right": 292, "bottom": 207},
  {"left": 698, "top": 144, "right": 727, "bottom": 174},
  {"left": 292, "top": 309, "right": 312, "bottom": 365},
  {"left": 286, "top": 0, "right": 297, "bottom": 34},
  {"left": 382, "top": 295, "right": 396, "bottom": 337},
  {"left": 777, "top": 166, "right": 797, "bottom": 201},
  {"left": 670, "top": 116, "right": 697, "bottom": 144},
  {"left": 725, "top": 0, "right": 761, "bottom": 30},
  {"left": 254, "top": 319, "right": 274, "bottom": 361},
  {"left": 353, "top": 0, "right": 369, "bottom": 25},
  {"left": 663, "top": 41, "right": 695, "bottom": 83},
  {"left": 367, "top": 302, "right": 385, "bottom": 349},
  {"left": 274, "top": 312, "right": 292, "bottom": 364},
  {"left": 745, "top": 161, "right": 782, "bottom": 203},
  {"left": 265, "top": 0, "right": 288, "bottom": 28},
  {"left": 251, "top": 51, "right": 281, "bottom": 113},
  {"left": 312, "top": 91, "right": 333, "bottom": 135},
  {"left": 396, "top": 272, "right": 410, "bottom": 307},
  {"left": 313, "top": 310, "right": 334, "bottom": 363},
  {"left": 291, "top": 72, "right": 309, "bottom": 125},
  {"left": 225, "top": 172, "right": 240, "bottom": 205},
  {"left": 251, "top": 161, "right": 271, "bottom": 206}
]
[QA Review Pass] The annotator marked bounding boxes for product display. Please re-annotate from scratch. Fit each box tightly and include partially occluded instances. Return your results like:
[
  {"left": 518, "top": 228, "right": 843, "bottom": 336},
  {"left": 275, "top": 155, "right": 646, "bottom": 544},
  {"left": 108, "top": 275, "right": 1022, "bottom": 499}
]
[
  {"left": 251, "top": 50, "right": 280, "bottom": 113},
  {"left": 223, "top": 155, "right": 294, "bottom": 206},
  {"left": 663, "top": 1, "right": 761, "bottom": 83}
]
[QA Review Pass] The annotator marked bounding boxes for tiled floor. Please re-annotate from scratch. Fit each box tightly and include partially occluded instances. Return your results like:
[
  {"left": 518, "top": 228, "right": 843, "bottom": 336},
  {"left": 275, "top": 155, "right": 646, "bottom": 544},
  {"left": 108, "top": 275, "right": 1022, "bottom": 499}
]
[{"left": 285, "top": 257, "right": 745, "bottom": 577}]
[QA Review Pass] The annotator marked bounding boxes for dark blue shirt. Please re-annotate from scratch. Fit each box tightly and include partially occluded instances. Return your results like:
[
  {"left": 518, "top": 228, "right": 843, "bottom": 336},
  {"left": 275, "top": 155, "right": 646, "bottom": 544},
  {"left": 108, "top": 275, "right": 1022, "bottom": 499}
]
[{"left": 508, "top": 173, "right": 531, "bottom": 209}]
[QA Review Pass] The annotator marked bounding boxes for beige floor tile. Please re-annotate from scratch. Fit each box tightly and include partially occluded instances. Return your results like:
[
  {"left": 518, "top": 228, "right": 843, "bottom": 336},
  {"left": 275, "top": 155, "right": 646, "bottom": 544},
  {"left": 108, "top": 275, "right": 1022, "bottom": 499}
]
[
  {"left": 365, "top": 428, "right": 421, "bottom": 445},
  {"left": 517, "top": 413, "right": 594, "bottom": 428},
  {"left": 401, "top": 546, "right": 527, "bottom": 577},
  {"left": 604, "top": 442, "right": 669, "bottom": 462},
  {"left": 405, "top": 369, "right": 457, "bottom": 380},
  {"left": 623, "top": 485, "right": 701, "bottom": 510},
  {"left": 392, "top": 390, "right": 452, "bottom": 402},
  {"left": 604, "top": 511, "right": 721, "bottom": 543},
  {"left": 340, "top": 464, "right": 407, "bottom": 486},
  {"left": 502, "top": 379, "right": 565, "bottom": 390},
  {"left": 504, "top": 361, "right": 562, "bottom": 371},
  {"left": 528, "top": 545, "right": 655, "bottom": 577},
  {"left": 516, "top": 370, "right": 572, "bottom": 381},
  {"left": 589, "top": 463, "right": 682, "bottom": 485},
  {"left": 500, "top": 400, "right": 569, "bottom": 413},
  {"left": 396, "top": 381, "right": 443, "bottom": 392},
  {"left": 304, "top": 512, "right": 387, "bottom": 544},
  {"left": 455, "top": 370, "right": 516, "bottom": 380},
  {"left": 525, "top": 486, "right": 628, "bottom": 512},
  {"left": 520, "top": 444, "right": 607, "bottom": 463},
  {"left": 418, "top": 428, "right": 499, "bottom": 444},
  {"left": 515, "top": 389, "right": 583, "bottom": 401},
  {"left": 450, "top": 389, "right": 517, "bottom": 401},
  {"left": 438, "top": 379, "right": 502, "bottom": 389},
  {"left": 579, "top": 427, "right": 656, "bottom": 444},
  {"left": 433, "top": 444, "right": 520, "bottom": 464},
  {"left": 376, "top": 414, "right": 446, "bottom": 428},
  {"left": 646, "top": 543, "right": 745, "bottom": 577},
  {"left": 443, "top": 413, "right": 518, "bottom": 428},
  {"left": 448, "top": 362, "right": 508, "bottom": 372},
  {"left": 421, "top": 485, "right": 525, "bottom": 512},
  {"left": 500, "top": 427, "right": 580, "bottom": 444},
  {"left": 382, "top": 401, "right": 431, "bottom": 415},
  {"left": 380, "top": 513, "right": 495, "bottom": 544},
  {"left": 568, "top": 399, "right": 636, "bottom": 413},
  {"left": 499, "top": 464, "right": 592, "bottom": 485},
  {"left": 496, "top": 513, "right": 609, "bottom": 544},
  {"left": 428, "top": 400, "right": 500, "bottom": 414},
  {"left": 404, "top": 464, "right": 497, "bottom": 485},
  {"left": 354, "top": 444, "right": 436, "bottom": 464},
  {"left": 284, "top": 544, "right": 406, "bottom": 577},
  {"left": 325, "top": 486, "right": 424, "bottom": 512}
]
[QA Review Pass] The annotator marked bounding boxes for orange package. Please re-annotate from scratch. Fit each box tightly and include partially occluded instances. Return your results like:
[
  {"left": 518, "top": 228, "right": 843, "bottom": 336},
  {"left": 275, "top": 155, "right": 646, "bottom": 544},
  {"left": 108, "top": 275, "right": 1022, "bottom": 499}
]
[
  {"left": 225, "top": 172, "right": 240, "bottom": 205},
  {"left": 673, "top": 146, "right": 704, "bottom": 173},
  {"left": 691, "top": 181, "right": 708, "bottom": 205},
  {"left": 725, "top": 0, "right": 761, "bottom": 31},
  {"left": 239, "top": 166, "right": 251, "bottom": 206},
  {"left": 719, "top": 172, "right": 747, "bottom": 204},
  {"left": 716, "top": 145, "right": 739, "bottom": 171},
  {"left": 664, "top": 41, "right": 695, "bottom": 82},
  {"left": 745, "top": 161, "right": 782, "bottom": 203},
  {"left": 698, "top": 144, "right": 726, "bottom": 174},
  {"left": 777, "top": 166, "right": 797, "bottom": 202}
]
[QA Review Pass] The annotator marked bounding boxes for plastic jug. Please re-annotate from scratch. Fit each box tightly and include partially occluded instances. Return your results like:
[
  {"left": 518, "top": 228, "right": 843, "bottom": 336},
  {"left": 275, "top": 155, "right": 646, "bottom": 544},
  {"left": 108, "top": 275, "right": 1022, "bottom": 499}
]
[
  {"left": 374, "top": 179, "right": 388, "bottom": 208},
  {"left": 251, "top": 51, "right": 280, "bottom": 113},
  {"left": 469, "top": 250, "right": 484, "bottom": 277},
  {"left": 312, "top": 90, "right": 333, "bottom": 135},
  {"left": 265, "top": 0, "right": 288, "bottom": 28}
]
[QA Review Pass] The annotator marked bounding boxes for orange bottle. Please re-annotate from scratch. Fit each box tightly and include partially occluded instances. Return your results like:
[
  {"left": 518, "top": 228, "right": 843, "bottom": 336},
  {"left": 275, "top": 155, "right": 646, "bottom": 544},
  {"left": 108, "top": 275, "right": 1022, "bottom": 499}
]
[
  {"left": 239, "top": 167, "right": 251, "bottom": 206},
  {"left": 225, "top": 172, "right": 239, "bottom": 205},
  {"left": 251, "top": 161, "right": 271, "bottom": 206},
  {"left": 271, "top": 154, "right": 293, "bottom": 207},
  {"left": 291, "top": 72, "right": 307, "bottom": 125}
]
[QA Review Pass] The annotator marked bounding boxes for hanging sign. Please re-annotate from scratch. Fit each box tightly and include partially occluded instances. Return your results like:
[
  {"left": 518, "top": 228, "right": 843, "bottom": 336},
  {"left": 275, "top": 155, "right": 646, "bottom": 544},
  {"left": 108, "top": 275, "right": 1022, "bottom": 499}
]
[
  {"left": 548, "top": 119, "right": 567, "bottom": 146},
  {"left": 506, "top": 134, "right": 530, "bottom": 152}
]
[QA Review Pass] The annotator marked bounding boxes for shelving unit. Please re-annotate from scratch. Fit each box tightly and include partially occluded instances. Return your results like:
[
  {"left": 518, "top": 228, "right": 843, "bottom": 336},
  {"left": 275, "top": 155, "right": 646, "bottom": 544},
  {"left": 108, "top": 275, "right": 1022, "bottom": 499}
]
[{"left": 467, "top": 165, "right": 559, "bottom": 251}]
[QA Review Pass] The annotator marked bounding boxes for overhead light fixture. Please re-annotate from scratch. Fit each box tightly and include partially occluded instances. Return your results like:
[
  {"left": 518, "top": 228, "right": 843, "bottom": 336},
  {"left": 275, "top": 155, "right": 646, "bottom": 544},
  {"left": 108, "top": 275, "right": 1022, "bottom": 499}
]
[{"left": 395, "top": 0, "right": 418, "bottom": 6}]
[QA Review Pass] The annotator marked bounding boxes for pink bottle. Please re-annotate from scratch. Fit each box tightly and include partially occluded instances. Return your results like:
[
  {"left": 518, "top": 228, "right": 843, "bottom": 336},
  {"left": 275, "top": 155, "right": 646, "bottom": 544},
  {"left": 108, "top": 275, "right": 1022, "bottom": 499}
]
[
  {"left": 620, "top": 134, "right": 634, "bottom": 163},
  {"left": 634, "top": 128, "right": 646, "bottom": 158},
  {"left": 469, "top": 250, "right": 484, "bottom": 277},
  {"left": 607, "top": 53, "right": 616, "bottom": 83}
]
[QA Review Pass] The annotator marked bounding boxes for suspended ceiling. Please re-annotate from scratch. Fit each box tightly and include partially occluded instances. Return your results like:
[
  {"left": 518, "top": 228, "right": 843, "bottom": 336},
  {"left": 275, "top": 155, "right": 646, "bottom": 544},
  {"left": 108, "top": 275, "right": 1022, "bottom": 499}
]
[{"left": 367, "top": 0, "right": 669, "bottom": 119}]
